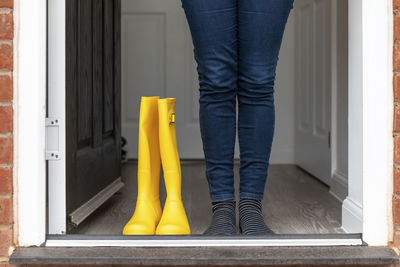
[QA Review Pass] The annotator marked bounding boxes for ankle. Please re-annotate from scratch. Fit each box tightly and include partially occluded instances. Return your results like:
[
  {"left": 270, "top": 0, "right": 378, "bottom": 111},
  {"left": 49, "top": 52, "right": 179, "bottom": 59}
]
[
  {"left": 238, "top": 198, "right": 274, "bottom": 235},
  {"left": 238, "top": 198, "right": 262, "bottom": 211},
  {"left": 211, "top": 200, "right": 236, "bottom": 212},
  {"left": 203, "top": 200, "right": 237, "bottom": 236}
]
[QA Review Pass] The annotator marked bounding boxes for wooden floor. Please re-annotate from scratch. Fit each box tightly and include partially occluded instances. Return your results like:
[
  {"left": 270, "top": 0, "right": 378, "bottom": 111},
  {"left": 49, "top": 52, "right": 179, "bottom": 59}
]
[{"left": 71, "top": 161, "right": 344, "bottom": 235}]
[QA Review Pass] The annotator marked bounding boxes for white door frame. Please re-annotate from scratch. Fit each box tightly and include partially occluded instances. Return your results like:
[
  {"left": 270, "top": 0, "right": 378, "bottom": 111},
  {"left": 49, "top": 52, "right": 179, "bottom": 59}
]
[
  {"left": 14, "top": 0, "right": 47, "bottom": 246},
  {"left": 46, "top": 0, "right": 67, "bottom": 235},
  {"left": 341, "top": 0, "right": 393, "bottom": 245},
  {"left": 15, "top": 0, "right": 393, "bottom": 246}
]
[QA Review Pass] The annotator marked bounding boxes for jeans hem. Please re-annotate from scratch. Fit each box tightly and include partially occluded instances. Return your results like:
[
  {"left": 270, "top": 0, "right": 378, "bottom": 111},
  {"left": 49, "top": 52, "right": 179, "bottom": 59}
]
[
  {"left": 210, "top": 193, "right": 236, "bottom": 202},
  {"left": 239, "top": 192, "right": 264, "bottom": 201}
]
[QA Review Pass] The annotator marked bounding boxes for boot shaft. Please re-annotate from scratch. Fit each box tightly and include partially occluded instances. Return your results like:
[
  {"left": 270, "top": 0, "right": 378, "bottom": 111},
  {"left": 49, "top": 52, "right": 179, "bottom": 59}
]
[
  {"left": 137, "top": 96, "right": 161, "bottom": 201},
  {"left": 158, "top": 98, "right": 182, "bottom": 201}
]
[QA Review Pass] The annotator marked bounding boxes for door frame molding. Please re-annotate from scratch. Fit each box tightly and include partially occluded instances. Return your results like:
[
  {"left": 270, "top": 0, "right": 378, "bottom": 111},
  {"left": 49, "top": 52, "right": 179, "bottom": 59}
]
[
  {"left": 16, "top": 0, "right": 393, "bottom": 246},
  {"left": 15, "top": 0, "right": 47, "bottom": 246},
  {"left": 345, "top": 0, "right": 393, "bottom": 245},
  {"left": 47, "top": 0, "right": 67, "bottom": 235}
]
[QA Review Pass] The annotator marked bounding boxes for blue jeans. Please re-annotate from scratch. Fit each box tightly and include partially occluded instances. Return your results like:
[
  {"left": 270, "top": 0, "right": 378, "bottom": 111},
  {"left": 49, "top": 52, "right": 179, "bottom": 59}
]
[{"left": 181, "top": 0, "right": 294, "bottom": 202}]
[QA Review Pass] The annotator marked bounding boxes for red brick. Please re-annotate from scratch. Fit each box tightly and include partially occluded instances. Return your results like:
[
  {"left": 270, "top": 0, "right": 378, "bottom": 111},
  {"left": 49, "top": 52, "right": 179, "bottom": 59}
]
[
  {"left": 0, "top": 0, "right": 12, "bottom": 8},
  {"left": 394, "top": 196, "right": 400, "bottom": 224},
  {"left": 0, "top": 168, "right": 11, "bottom": 195},
  {"left": 394, "top": 228, "right": 400, "bottom": 248},
  {"left": 0, "top": 227, "right": 12, "bottom": 257},
  {"left": 396, "top": 0, "right": 400, "bottom": 10},
  {"left": 395, "top": 75, "right": 400, "bottom": 102},
  {"left": 0, "top": 264, "right": 19, "bottom": 267},
  {"left": 0, "top": 75, "right": 11, "bottom": 101},
  {"left": 395, "top": 44, "right": 400, "bottom": 72},
  {"left": 0, "top": 137, "right": 12, "bottom": 164},
  {"left": 396, "top": 46, "right": 400, "bottom": 73},
  {"left": 0, "top": 43, "right": 12, "bottom": 70},
  {"left": 0, "top": 197, "right": 12, "bottom": 224},
  {"left": 395, "top": 136, "right": 400, "bottom": 164},
  {"left": 395, "top": 106, "right": 400, "bottom": 132},
  {"left": 0, "top": 106, "right": 12, "bottom": 133},
  {"left": 395, "top": 13, "right": 400, "bottom": 42},
  {"left": 0, "top": 14, "right": 12, "bottom": 40},
  {"left": 395, "top": 167, "right": 400, "bottom": 194}
]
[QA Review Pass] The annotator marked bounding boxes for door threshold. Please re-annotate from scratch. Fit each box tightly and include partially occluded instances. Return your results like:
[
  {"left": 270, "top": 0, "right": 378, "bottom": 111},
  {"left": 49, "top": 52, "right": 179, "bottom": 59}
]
[
  {"left": 11, "top": 241, "right": 399, "bottom": 266},
  {"left": 46, "top": 233, "right": 364, "bottom": 247}
]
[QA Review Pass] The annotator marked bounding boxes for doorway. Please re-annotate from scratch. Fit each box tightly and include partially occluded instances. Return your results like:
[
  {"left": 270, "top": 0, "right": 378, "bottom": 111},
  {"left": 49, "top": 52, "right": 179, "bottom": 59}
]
[
  {"left": 62, "top": 0, "right": 350, "bottom": 235},
  {"left": 16, "top": 0, "right": 393, "bottom": 246}
]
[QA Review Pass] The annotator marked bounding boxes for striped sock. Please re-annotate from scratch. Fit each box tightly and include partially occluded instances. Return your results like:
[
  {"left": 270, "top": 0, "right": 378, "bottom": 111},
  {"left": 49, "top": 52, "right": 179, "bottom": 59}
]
[
  {"left": 238, "top": 198, "right": 274, "bottom": 235},
  {"left": 203, "top": 200, "right": 237, "bottom": 236}
]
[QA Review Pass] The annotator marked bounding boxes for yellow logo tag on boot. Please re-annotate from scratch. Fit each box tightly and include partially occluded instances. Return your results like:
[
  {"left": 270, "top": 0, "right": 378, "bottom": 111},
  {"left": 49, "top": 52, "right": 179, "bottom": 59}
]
[{"left": 169, "top": 113, "right": 176, "bottom": 124}]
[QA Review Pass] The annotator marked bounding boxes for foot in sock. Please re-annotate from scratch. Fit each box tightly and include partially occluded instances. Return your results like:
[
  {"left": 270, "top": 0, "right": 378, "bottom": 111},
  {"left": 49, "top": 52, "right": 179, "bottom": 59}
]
[
  {"left": 203, "top": 200, "right": 237, "bottom": 235},
  {"left": 238, "top": 198, "right": 274, "bottom": 235}
]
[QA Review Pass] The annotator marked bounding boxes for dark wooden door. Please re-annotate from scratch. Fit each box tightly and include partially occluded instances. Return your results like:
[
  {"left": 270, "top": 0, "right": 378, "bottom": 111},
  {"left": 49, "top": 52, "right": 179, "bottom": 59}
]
[{"left": 66, "top": 0, "right": 122, "bottom": 227}]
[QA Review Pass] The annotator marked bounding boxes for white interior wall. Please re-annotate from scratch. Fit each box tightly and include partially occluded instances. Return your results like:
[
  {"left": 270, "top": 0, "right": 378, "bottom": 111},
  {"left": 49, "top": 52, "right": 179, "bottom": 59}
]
[
  {"left": 330, "top": 0, "right": 349, "bottom": 201},
  {"left": 270, "top": 12, "right": 296, "bottom": 164}
]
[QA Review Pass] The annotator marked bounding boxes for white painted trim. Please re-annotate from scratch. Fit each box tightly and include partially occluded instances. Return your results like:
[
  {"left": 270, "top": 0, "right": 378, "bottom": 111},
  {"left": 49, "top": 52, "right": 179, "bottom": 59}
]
[
  {"left": 344, "top": 0, "right": 393, "bottom": 245},
  {"left": 45, "top": 238, "right": 363, "bottom": 247},
  {"left": 48, "top": 0, "right": 67, "bottom": 235},
  {"left": 342, "top": 197, "right": 363, "bottom": 233},
  {"left": 330, "top": 169, "right": 348, "bottom": 202},
  {"left": 15, "top": 0, "right": 47, "bottom": 246},
  {"left": 361, "top": 0, "right": 393, "bottom": 245},
  {"left": 345, "top": 0, "right": 364, "bottom": 236},
  {"left": 329, "top": 0, "right": 348, "bottom": 204}
]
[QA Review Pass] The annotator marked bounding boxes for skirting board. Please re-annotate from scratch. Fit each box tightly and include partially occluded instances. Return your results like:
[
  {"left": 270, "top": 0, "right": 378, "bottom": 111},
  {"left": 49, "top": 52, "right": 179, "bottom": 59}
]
[
  {"left": 342, "top": 197, "right": 363, "bottom": 233},
  {"left": 330, "top": 169, "right": 348, "bottom": 201}
]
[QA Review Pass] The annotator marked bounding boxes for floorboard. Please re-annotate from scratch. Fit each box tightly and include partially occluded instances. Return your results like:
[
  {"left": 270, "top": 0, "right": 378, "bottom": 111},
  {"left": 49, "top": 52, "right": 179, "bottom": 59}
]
[{"left": 71, "top": 161, "right": 344, "bottom": 235}]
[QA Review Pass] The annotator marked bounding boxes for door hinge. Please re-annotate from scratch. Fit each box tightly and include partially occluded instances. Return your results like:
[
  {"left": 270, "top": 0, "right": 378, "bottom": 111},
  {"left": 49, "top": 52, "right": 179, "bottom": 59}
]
[{"left": 45, "top": 117, "right": 61, "bottom": 160}]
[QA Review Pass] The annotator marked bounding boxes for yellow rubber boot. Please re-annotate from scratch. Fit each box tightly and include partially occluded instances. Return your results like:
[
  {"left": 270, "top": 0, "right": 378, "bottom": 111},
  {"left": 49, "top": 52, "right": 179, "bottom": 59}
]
[
  {"left": 156, "top": 98, "right": 191, "bottom": 235},
  {"left": 123, "top": 96, "right": 162, "bottom": 235}
]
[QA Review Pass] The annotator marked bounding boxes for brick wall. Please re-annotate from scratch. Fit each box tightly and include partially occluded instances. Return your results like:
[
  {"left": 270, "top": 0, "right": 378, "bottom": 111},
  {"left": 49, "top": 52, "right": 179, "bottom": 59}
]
[{"left": 0, "top": 0, "right": 13, "bottom": 265}]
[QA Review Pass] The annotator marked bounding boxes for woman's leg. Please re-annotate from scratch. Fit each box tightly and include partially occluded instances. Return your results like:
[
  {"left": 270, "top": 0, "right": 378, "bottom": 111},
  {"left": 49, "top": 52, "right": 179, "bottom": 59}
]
[
  {"left": 237, "top": 0, "right": 294, "bottom": 234},
  {"left": 181, "top": 0, "right": 237, "bottom": 202},
  {"left": 181, "top": 0, "right": 238, "bottom": 235}
]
